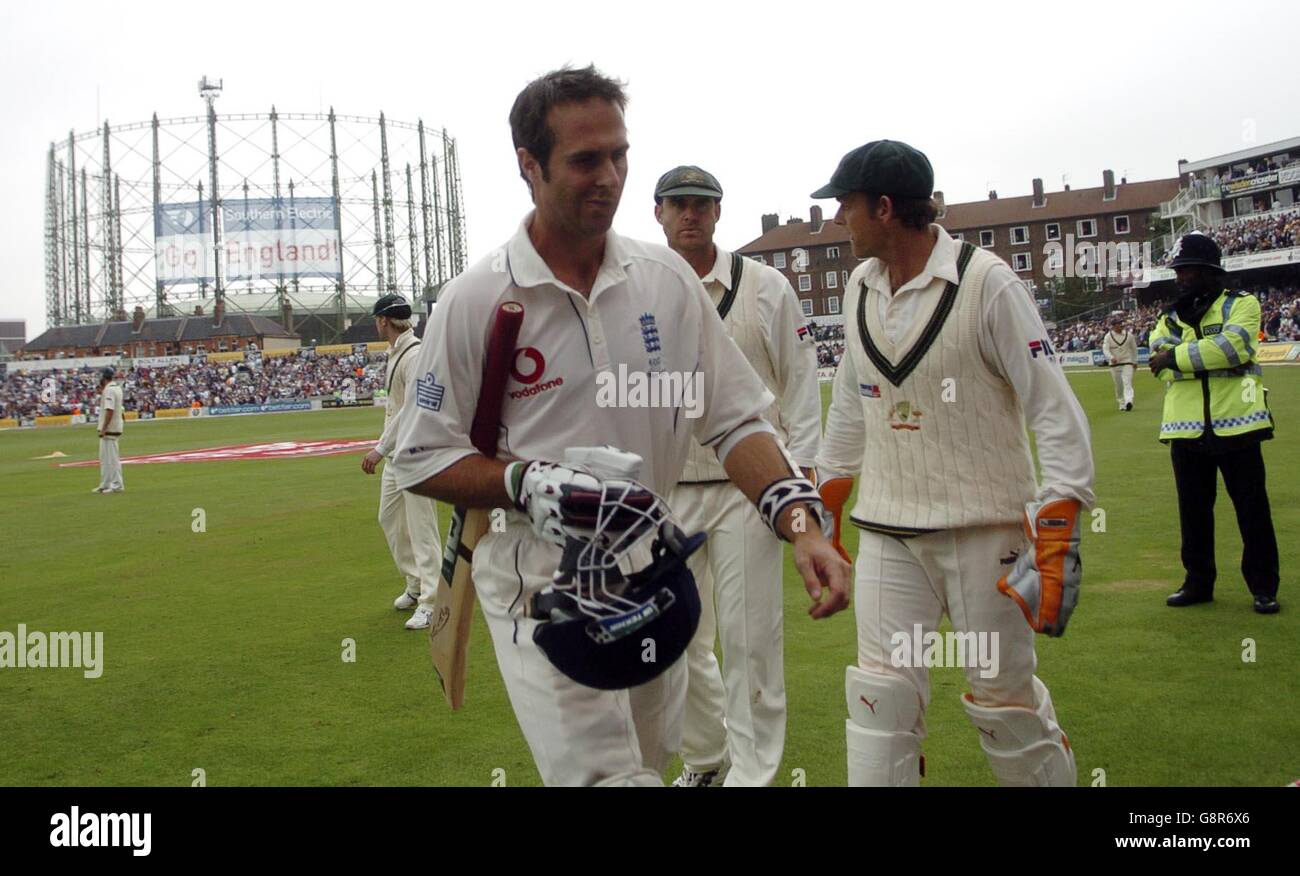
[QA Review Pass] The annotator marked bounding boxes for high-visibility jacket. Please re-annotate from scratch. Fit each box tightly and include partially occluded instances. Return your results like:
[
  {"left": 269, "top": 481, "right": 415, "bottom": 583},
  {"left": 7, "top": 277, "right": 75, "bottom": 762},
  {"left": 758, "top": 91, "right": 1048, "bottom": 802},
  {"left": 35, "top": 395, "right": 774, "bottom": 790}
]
[{"left": 1148, "top": 289, "right": 1273, "bottom": 442}]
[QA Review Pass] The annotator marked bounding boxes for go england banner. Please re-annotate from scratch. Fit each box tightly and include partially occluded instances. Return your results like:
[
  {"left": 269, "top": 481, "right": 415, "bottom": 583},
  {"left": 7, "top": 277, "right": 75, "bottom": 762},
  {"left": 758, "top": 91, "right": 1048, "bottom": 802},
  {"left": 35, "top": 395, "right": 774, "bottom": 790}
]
[
  {"left": 154, "top": 197, "right": 341, "bottom": 286},
  {"left": 222, "top": 197, "right": 341, "bottom": 282}
]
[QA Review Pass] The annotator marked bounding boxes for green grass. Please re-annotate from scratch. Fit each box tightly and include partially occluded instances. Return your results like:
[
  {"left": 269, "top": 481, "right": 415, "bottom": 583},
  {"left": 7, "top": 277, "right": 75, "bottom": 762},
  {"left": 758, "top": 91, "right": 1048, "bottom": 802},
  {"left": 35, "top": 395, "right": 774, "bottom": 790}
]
[{"left": 1, "top": 369, "right": 1297, "bottom": 786}]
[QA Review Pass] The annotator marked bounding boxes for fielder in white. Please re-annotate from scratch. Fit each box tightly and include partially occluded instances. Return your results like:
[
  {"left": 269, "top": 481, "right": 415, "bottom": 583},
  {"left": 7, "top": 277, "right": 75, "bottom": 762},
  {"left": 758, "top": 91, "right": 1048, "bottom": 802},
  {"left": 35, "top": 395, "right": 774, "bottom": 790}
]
[
  {"left": 360, "top": 294, "right": 443, "bottom": 630},
  {"left": 93, "top": 367, "right": 125, "bottom": 494},
  {"left": 390, "top": 66, "right": 850, "bottom": 787},
  {"left": 654, "top": 165, "right": 821, "bottom": 787},
  {"left": 811, "top": 140, "right": 1095, "bottom": 787},
  {"left": 1102, "top": 319, "right": 1138, "bottom": 411}
]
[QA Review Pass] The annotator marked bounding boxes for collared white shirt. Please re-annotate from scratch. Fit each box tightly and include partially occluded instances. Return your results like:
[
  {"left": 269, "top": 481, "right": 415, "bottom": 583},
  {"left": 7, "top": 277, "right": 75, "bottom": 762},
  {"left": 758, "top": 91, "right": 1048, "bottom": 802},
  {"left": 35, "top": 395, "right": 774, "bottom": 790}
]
[
  {"left": 390, "top": 214, "right": 775, "bottom": 495},
  {"left": 698, "top": 245, "right": 821, "bottom": 467},
  {"left": 819, "top": 224, "right": 1095, "bottom": 506}
]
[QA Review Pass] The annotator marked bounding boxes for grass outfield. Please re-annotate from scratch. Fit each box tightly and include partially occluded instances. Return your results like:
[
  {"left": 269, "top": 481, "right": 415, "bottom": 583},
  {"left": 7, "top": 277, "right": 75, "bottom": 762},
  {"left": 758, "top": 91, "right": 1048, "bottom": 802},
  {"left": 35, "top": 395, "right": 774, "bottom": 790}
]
[{"left": 1, "top": 368, "right": 1297, "bottom": 787}]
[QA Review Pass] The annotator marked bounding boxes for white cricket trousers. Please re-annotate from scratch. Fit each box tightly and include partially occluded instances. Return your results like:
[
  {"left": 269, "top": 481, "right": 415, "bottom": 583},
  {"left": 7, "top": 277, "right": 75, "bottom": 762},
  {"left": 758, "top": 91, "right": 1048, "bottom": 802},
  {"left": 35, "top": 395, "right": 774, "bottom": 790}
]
[
  {"left": 854, "top": 523, "right": 1045, "bottom": 733},
  {"left": 378, "top": 462, "right": 442, "bottom": 609},
  {"left": 670, "top": 481, "right": 785, "bottom": 786},
  {"left": 1110, "top": 364, "right": 1134, "bottom": 408},
  {"left": 472, "top": 517, "right": 686, "bottom": 786},
  {"left": 97, "top": 436, "right": 124, "bottom": 491}
]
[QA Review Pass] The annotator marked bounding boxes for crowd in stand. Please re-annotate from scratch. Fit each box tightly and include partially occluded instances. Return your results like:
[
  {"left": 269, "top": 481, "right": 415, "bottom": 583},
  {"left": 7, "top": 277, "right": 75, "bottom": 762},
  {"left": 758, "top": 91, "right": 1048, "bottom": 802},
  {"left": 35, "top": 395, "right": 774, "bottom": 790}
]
[
  {"left": 1042, "top": 284, "right": 1300, "bottom": 352},
  {"left": 1, "top": 349, "right": 384, "bottom": 420},
  {"left": 7, "top": 290, "right": 1300, "bottom": 417},
  {"left": 1210, "top": 208, "right": 1300, "bottom": 257},
  {"left": 812, "top": 323, "right": 844, "bottom": 368}
]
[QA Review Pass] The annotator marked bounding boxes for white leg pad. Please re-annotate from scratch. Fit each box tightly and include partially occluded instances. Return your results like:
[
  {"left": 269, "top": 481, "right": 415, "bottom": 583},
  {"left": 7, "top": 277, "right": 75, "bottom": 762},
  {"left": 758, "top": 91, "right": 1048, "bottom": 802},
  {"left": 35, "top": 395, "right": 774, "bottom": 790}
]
[
  {"left": 845, "top": 666, "right": 923, "bottom": 787},
  {"left": 961, "top": 677, "right": 1076, "bottom": 787}
]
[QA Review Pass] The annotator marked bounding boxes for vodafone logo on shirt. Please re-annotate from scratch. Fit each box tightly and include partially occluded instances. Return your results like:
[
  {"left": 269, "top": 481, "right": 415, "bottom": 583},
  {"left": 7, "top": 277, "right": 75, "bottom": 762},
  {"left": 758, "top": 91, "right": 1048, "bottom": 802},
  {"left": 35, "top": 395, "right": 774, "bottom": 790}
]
[
  {"left": 509, "top": 347, "right": 563, "bottom": 400},
  {"left": 511, "top": 348, "right": 546, "bottom": 384}
]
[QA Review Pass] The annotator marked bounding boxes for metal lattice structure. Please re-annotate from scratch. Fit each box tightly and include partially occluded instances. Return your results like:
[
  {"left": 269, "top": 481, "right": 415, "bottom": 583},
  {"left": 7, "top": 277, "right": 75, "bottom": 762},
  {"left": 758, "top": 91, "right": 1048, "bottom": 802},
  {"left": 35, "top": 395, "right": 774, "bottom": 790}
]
[{"left": 43, "top": 82, "right": 467, "bottom": 344}]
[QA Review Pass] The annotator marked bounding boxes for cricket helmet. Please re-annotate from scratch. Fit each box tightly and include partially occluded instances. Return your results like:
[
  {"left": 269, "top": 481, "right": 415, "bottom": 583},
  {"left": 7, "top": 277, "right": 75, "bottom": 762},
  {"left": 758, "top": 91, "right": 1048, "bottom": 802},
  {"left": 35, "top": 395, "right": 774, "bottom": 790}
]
[{"left": 530, "top": 479, "right": 703, "bottom": 691}]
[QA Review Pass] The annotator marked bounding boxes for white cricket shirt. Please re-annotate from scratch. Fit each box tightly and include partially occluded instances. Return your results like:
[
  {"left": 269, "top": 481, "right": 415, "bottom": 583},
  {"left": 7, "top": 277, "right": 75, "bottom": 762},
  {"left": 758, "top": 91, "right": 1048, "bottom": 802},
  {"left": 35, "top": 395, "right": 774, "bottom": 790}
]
[
  {"left": 390, "top": 214, "right": 775, "bottom": 495},
  {"left": 818, "top": 224, "right": 1095, "bottom": 507}
]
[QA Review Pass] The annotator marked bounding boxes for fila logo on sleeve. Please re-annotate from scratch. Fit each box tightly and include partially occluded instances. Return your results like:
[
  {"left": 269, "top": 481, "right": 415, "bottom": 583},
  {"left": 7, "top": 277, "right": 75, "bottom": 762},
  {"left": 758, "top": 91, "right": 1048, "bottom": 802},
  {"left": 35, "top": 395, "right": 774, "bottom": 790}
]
[{"left": 1028, "top": 338, "right": 1056, "bottom": 359}]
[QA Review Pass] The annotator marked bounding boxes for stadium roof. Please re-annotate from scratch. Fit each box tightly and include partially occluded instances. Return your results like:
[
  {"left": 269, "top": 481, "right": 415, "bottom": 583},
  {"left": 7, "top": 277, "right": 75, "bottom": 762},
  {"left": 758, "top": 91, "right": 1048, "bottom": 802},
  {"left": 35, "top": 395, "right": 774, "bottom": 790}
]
[
  {"left": 1178, "top": 136, "right": 1300, "bottom": 175},
  {"left": 24, "top": 313, "right": 297, "bottom": 352}
]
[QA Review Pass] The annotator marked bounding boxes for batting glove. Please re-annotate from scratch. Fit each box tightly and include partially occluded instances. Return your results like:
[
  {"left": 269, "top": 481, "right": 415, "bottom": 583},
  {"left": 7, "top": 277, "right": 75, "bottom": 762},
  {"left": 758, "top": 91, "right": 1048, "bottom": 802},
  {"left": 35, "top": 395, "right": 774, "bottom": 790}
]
[{"left": 505, "top": 460, "right": 656, "bottom": 548}]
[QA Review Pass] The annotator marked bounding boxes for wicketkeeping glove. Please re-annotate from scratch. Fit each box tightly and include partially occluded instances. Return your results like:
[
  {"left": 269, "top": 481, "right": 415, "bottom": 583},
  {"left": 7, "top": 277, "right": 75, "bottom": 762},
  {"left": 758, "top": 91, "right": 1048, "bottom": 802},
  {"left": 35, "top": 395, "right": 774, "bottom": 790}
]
[
  {"left": 997, "top": 498, "right": 1082, "bottom": 637},
  {"left": 818, "top": 476, "right": 853, "bottom": 564}
]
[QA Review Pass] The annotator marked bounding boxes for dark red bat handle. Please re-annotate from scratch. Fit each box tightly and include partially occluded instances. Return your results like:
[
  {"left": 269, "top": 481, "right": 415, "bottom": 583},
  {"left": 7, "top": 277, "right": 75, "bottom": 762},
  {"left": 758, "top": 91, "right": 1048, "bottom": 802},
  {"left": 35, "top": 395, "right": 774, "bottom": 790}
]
[{"left": 470, "top": 301, "right": 524, "bottom": 458}]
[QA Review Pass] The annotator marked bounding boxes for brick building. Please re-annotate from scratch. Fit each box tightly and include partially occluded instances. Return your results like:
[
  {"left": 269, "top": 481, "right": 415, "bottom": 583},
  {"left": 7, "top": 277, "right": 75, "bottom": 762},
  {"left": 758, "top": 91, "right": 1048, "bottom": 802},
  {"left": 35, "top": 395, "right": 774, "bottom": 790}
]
[
  {"left": 738, "top": 170, "right": 1181, "bottom": 320},
  {"left": 20, "top": 305, "right": 298, "bottom": 359},
  {"left": 736, "top": 206, "right": 858, "bottom": 321},
  {"left": 937, "top": 170, "right": 1181, "bottom": 298}
]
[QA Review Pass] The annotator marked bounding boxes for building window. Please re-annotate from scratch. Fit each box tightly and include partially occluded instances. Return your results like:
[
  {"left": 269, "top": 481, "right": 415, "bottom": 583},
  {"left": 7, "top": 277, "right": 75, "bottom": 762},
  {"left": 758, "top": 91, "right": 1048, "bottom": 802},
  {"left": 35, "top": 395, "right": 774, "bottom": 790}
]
[
  {"left": 1077, "top": 218, "right": 1097, "bottom": 238},
  {"left": 773, "top": 252, "right": 787, "bottom": 269},
  {"left": 1011, "top": 225, "right": 1029, "bottom": 245},
  {"left": 826, "top": 246, "right": 840, "bottom": 259},
  {"left": 1012, "top": 252, "right": 1032, "bottom": 272},
  {"left": 979, "top": 230, "right": 995, "bottom": 247},
  {"left": 825, "top": 271, "right": 838, "bottom": 289},
  {"left": 1045, "top": 223, "right": 1061, "bottom": 241},
  {"left": 800, "top": 298, "right": 813, "bottom": 317},
  {"left": 1045, "top": 248, "right": 1064, "bottom": 273},
  {"left": 798, "top": 274, "right": 812, "bottom": 292},
  {"left": 752, "top": 254, "right": 765, "bottom": 265},
  {"left": 952, "top": 232, "right": 964, "bottom": 241},
  {"left": 827, "top": 296, "right": 840, "bottom": 315},
  {"left": 1113, "top": 215, "right": 1130, "bottom": 234},
  {"left": 842, "top": 270, "right": 850, "bottom": 286}
]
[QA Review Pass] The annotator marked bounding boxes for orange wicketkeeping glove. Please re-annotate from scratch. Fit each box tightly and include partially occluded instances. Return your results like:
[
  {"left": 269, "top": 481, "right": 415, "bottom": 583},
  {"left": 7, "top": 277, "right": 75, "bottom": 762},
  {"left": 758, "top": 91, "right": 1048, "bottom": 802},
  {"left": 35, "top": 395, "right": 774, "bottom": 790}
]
[
  {"left": 817, "top": 477, "right": 853, "bottom": 564},
  {"left": 997, "top": 498, "right": 1082, "bottom": 637}
]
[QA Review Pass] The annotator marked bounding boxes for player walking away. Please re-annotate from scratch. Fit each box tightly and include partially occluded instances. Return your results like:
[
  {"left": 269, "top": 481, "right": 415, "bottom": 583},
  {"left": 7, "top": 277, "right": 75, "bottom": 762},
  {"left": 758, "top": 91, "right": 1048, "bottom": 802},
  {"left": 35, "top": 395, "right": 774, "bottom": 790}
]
[
  {"left": 360, "top": 294, "right": 443, "bottom": 630},
  {"left": 654, "top": 165, "right": 821, "bottom": 787},
  {"left": 812, "top": 140, "right": 1095, "bottom": 786},
  {"left": 93, "top": 367, "right": 125, "bottom": 494},
  {"left": 1103, "top": 318, "right": 1137, "bottom": 411},
  {"left": 390, "top": 66, "right": 850, "bottom": 787},
  {"left": 1147, "top": 232, "right": 1280, "bottom": 614}
]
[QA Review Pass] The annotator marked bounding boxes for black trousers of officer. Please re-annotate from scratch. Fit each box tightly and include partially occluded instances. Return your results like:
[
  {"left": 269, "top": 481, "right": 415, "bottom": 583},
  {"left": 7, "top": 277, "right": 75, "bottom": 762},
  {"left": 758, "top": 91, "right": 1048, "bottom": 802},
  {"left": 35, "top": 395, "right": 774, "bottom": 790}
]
[{"left": 1170, "top": 438, "right": 1279, "bottom": 598}]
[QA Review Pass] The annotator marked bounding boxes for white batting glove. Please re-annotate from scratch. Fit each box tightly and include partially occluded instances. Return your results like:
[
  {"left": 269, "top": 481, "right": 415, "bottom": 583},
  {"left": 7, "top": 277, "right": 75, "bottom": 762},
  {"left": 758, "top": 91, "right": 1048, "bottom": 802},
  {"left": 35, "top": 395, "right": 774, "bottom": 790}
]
[{"left": 504, "top": 458, "right": 656, "bottom": 548}]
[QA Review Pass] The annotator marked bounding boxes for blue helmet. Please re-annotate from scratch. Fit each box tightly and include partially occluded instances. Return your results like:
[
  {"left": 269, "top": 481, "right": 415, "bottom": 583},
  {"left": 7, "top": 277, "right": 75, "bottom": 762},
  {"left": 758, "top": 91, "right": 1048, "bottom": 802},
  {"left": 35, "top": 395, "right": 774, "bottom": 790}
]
[{"left": 529, "top": 481, "right": 703, "bottom": 691}]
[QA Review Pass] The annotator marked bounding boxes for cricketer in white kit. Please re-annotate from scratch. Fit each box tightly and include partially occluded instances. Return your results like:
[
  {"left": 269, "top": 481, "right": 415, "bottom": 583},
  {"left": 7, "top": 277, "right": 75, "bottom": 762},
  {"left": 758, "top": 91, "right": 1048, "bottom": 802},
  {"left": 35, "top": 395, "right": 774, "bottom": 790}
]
[
  {"left": 390, "top": 66, "right": 850, "bottom": 787},
  {"left": 654, "top": 165, "right": 822, "bottom": 787},
  {"left": 811, "top": 140, "right": 1095, "bottom": 787},
  {"left": 1102, "top": 321, "right": 1138, "bottom": 411},
  {"left": 94, "top": 368, "right": 125, "bottom": 494},
  {"left": 360, "top": 293, "right": 443, "bottom": 630}
]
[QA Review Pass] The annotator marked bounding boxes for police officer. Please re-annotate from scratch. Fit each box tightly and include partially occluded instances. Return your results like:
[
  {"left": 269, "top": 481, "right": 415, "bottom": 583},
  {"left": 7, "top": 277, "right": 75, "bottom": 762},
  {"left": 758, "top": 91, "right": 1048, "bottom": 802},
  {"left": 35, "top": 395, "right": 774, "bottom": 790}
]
[{"left": 1148, "top": 232, "right": 1280, "bottom": 614}]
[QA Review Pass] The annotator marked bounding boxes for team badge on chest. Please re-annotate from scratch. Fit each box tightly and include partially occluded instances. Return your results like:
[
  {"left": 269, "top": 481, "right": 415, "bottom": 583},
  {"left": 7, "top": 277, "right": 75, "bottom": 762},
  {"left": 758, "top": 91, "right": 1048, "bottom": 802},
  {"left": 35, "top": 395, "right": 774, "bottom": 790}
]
[{"left": 887, "top": 400, "right": 923, "bottom": 431}]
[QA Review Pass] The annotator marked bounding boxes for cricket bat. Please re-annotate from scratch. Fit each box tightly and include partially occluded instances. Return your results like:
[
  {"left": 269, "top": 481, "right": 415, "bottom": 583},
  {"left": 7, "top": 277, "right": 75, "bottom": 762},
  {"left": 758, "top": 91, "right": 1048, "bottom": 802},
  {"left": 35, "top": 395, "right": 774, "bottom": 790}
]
[{"left": 429, "top": 301, "right": 524, "bottom": 710}]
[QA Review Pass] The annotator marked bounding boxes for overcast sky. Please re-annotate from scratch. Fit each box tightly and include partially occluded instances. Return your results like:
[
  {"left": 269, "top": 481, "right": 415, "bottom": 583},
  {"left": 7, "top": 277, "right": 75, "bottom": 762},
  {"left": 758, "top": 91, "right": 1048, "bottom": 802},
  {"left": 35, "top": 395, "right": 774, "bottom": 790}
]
[{"left": 3, "top": 0, "right": 1298, "bottom": 338}]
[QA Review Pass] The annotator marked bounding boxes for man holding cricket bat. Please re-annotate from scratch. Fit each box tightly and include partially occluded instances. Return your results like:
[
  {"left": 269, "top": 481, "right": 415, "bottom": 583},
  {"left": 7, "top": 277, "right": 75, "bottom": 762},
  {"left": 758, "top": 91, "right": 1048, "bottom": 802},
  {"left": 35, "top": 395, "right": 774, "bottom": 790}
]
[{"left": 390, "top": 65, "right": 850, "bottom": 787}]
